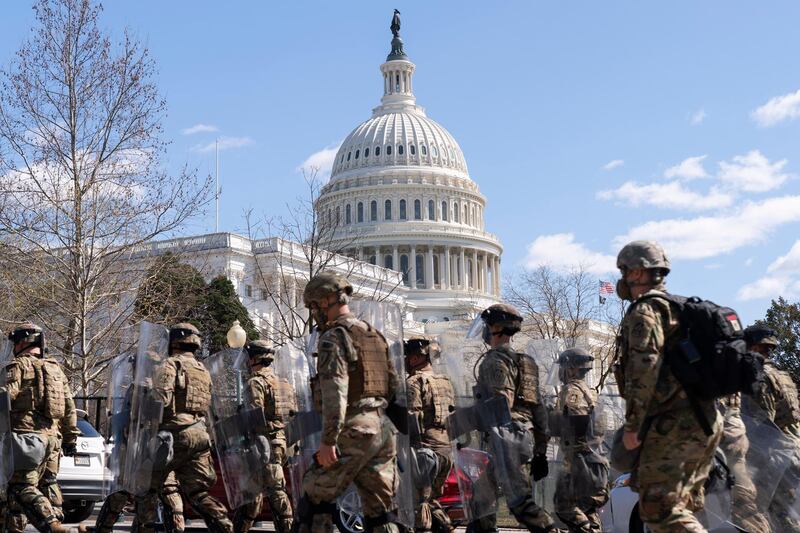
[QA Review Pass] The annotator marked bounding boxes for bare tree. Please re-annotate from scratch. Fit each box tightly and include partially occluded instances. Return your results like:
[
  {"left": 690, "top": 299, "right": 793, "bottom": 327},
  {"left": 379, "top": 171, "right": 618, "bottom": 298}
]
[
  {"left": 246, "top": 168, "right": 402, "bottom": 345},
  {"left": 0, "top": 0, "right": 211, "bottom": 397}
]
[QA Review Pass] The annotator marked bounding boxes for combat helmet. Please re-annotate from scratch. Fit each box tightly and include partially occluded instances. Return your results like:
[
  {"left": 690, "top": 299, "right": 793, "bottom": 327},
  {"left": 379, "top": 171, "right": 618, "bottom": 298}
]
[
  {"left": 404, "top": 336, "right": 441, "bottom": 359},
  {"left": 8, "top": 322, "right": 46, "bottom": 355},
  {"left": 169, "top": 323, "right": 202, "bottom": 353},
  {"left": 481, "top": 303, "right": 523, "bottom": 335},
  {"left": 558, "top": 347, "right": 594, "bottom": 369},
  {"left": 744, "top": 324, "right": 779, "bottom": 348},
  {"left": 246, "top": 339, "right": 275, "bottom": 366},
  {"left": 616, "top": 241, "right": 671, "bottom": 274},
  {"left": 303, "top": 271, "right": 353, "bottom": 307}
]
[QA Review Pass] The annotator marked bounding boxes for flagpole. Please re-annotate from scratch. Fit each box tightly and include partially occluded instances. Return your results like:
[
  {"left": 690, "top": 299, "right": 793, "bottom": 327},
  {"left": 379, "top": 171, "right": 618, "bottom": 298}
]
[{"left": 215, "top": 138, "right": 219, "bottom": 233}]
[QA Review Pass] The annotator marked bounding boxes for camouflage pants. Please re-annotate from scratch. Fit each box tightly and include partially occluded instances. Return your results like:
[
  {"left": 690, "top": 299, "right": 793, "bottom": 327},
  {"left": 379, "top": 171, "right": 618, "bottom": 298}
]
[
  {"left": 554, "top": 454, "right": 608, "bottom": 533},
  {"left": 234, "top": 441, "right": 293, "bottom": 533},
  {"left": 94, "top": 472, "right": 184, "bottom": 533},
  {"left": 302, "top": 415, "right": 398, "bottom": 526},
  {"left": 634, "top": 407, "right": 722, "bottom": 533},
  {"left": 7, "top": 433, "right": 61, "bottom": 531},
  {"left": 412, "top": 447, "right": 453, "bottom": 533},
  {"left": 7, "top": 437, "right": 65, "bottom": 532},
  {"left": 720, "top": 413, "right": 771, "bottom": 533},
  {"left": 135, "top": 424, "right": 231, "bottom": 533},
  {"left": 768, "top": 461, "right": 800, "bottom": 532}
]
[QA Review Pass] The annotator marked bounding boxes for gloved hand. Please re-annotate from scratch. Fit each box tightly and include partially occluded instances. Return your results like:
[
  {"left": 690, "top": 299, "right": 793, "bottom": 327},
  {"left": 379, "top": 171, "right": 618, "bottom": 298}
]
[
  {"left": 531, "top": 453, "right": 549, "bottom": 481},
  {"left": 62, "top": 442, "right": 77, "bottom": 457}
]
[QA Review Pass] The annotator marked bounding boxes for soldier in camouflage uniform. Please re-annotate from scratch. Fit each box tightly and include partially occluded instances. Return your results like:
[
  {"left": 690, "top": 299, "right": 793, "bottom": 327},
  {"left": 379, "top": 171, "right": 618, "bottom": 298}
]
[
  {"left": 0, "top": 323, "right": 85, "bottom": 533},
  {"left": 405, "top": 336, "right": 455, "bottom": 533},
  {"left": 473, "top": 304, "right": 558, "bottom": 533},
  {"left": 134, "top": 323, "right": 233, "bottom": 533},
  {"left": 553, "top": 348, "right": 609, "bottom": 532},
  {"left": 614, "top": 241, "right": 722, "bottom": 533},
  {"left": 295, "top": 272, "right": 403, "bottom": 533},
  {"left": 232, "top": 340, "right": 295, "bottom": 533},
  {"left": 748, "top": 324, "right": 800, "bottom": 531}
]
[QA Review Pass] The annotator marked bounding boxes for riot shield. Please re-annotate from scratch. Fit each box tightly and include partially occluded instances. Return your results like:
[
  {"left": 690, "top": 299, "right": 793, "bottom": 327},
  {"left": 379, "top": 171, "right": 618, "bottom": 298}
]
[
  {"left": 437, "top": 330, "right": 500, "bottom": 522},
  {"left": 350, "top": 300, "right": 415, "bottom": 529},
  {"left": 103, "top": 353, "right": 135, "bottom": 497},
  {"left": 205, "top": 347, "right": 271, "bottom": 510},
  {"left": 122, "top": 321, "right": 170, "bottom": 496},
  {"left": 0, "top": 338, "right": 13, "bottom": 491}
]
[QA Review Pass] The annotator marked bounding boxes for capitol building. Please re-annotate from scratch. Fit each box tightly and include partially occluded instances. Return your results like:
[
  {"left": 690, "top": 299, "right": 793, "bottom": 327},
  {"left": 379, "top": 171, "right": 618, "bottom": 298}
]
[{"left": 136, "top": 16, "right": 503, "bottom": 333}]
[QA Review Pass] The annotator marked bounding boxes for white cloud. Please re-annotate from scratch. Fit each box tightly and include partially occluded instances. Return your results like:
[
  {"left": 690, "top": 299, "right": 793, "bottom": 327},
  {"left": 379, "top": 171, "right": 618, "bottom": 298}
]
[
  {"left": 181, "top": 123, "right": 218, "bottom": 135},
  {"left": 523, "top": 233, "right": 617, "bottom": 275},
  {"left": 614, "top": 195, "right": 800, "bottom": 260},
  {"left": 738, "top": 241, "right": 800, "bottom": 300},
  {"left": 752, "top": 89, "right": 800, "bottom": 127},
  {"left": 664, "top": 155, "right": 709, "bottom": 180},
  {"left": 717, "top": 150, "right": 789, "bottom": 192},
  {"left": 191, "top": 136, "right": 254, "bottom": 153},
  {"left": 690, "top": 109, "right": 706, "bottom": 125},
  {"left": 597, "top": 180, "right": 732, "bottom": 211},
  {"left": 603, "top": 159, "right": 624, "bottom": 171},
  {"left": 297, "top": 142, "right": 342, "bottom": 177}
]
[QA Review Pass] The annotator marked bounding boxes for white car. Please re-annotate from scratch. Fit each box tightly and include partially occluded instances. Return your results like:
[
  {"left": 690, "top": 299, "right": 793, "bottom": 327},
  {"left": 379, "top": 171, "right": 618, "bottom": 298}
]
[
  {"left": 600, "top": 471, "right": 737, "bottom": 533},
  {"left": 57, "top": 410, "right": 110, "bottom": 523}
]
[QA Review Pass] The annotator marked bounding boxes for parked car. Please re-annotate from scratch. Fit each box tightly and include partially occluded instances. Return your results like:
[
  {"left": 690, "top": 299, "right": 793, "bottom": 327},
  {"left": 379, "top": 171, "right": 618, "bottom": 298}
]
[{"left": 57, "top": 409, "right": 110, "bottom": 523}]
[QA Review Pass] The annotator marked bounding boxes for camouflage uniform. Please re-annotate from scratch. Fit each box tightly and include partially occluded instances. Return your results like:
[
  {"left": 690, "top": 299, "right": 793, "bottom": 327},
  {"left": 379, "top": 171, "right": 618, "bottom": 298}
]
[
  {"left": 233, "top": 353, "right": 295, "bottom": 533},
  {"left": 617, "top": 288, "right": 722, "bottom": 532},
  {"left": 718, "top": 394, "right": 771, "bottom": 533},
  {"left": 554, "top": 369, "right": 609, "bottom": 532},
  {"left": 135, "top": 324, "right": 232, "bottom": 533},
  {"left": 406, "top": 359, "right": 455, "bottom": 533},
  {"left": 299, "top": 312, "right": 400, "bottom": 533},
  {"left": 2, "top": 330, "right": 83, "bottom": 533},
  {"left": 474, "top": 343, "right": 555, "bottom": 533},
  {"left": 93, "top": 471, "right": 184, "bottom": 533}
]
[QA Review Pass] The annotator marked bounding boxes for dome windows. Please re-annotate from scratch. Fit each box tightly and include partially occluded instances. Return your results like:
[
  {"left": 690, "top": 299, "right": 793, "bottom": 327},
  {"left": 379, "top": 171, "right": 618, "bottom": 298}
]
[
  {"left": 428, "top": 200, "right": 435, "bottom": 220},
  {"left": 346, "top": 204, "right": 352, "bottom": 225},
  {"left": 375, "top": 146, "right": 381, "bottom": 157},
  {"left": 421, "top": 145, "right": 427, "bottom": 156},
  {"left": 347, "top": 151, "right": 352, "bottom": 161},
  {"left": 357, "top": 202, "right": 364, "bottom": 223},
  {"left": 410, "top": 145, "right": 416, "bottom": 156},
  {"left": 399, "top": 199, "right": 407, "bottom": 220},
  {"left": 365, "top": 148, "right": 370, "bottom": 158},
  {"left": 398, "top": 144, "right": 404, "bottom": 156},
  {"left": 385, "top": 200, "right": 392, "bottom": 220},
  {"left": 414, "top": 199, "right": 421, "bottom": 220},
  {"left": 453, "top": 201, "right": 460, "bottom": 223},
  {"left": 370, "top": 200, "right": 378, "bottom": 222},
  {"left": 441, "top": 201, "right": 448, "bottom": 221},
  {"left": 386, "top": 145, "right": 392, "bottom": 156},
  {"left": 432, "top": 146, "right": 439, "bottom": 158},
  {"left": 355, "top": 149, "right": 360, "bottom": 159}
]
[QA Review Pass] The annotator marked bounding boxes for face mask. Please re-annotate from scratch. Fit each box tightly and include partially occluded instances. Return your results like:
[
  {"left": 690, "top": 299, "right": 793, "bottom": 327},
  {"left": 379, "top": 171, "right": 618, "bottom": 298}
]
[
  {"left": 482, "top": 325, "right": 493, "bottom": 345},
  {"left": 558, "top": 367, "right": 568, "bottom": 384},
  {"left": 615, "top": 278, "right": 632, "bottom": 301}
]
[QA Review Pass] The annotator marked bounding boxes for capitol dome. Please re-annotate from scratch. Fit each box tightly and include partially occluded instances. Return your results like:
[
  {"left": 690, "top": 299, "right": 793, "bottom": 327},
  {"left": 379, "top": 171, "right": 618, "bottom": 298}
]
[{"left": 317, "top": 14, "right": 502, "bottom": 322}]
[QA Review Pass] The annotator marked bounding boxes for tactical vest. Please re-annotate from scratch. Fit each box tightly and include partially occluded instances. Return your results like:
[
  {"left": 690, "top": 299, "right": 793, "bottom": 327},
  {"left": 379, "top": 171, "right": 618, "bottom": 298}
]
[
  {"left": 9, "top": 357, "right": 37, "bottom": 413},
  {"left": 263, "top": 372, "right": 297, "bottom": 421},
  {"left": 421, "top": 373, "right": 455, "bottom": 428},
  {"left": 37, "top": 359, "right": 66, "bottom": 420},
  {"left": 515, "top": 353, "right": 541, "bottom": 407},
  {"left": 766, "top": 366, "right": 800, "bottom": 429},
  {"left": 340, "top": 322, "right": 390, "bottom": 404},
  {"left": 174, "top": 356, "right": 212, "bottom": 415}
]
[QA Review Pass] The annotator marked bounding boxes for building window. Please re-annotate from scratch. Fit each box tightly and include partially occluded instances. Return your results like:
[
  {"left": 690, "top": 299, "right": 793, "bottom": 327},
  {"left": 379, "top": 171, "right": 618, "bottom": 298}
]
[
  {"left": 395, "top": 74, "right": 400, "bottom": 91},
  {"left": 346, "top": 204, "right": 351, "bottom": 224},
  {"left": 428, "top": 199, "right": 435, "bottom": 220},
  {"left": 385, "top": 199, "right": 392, "bottom": 220},
  {"left": 463, "top": 204, "right": 467, "bottom": 224},
  {"left": 433, "top": 255, "right": 440, "bottom": 285},
  {"left": 327, "top": 209, "right": 331, "bottom": 227},
  {"left": 410, "top": 145, "right": 416, "bottom": 155},
  {"left": 369, "top": 255, "right": 376, "bottom": 265},
  {"left": 384, "top": 255, "right": 393, "bottom": 269},
  {"left": 335, "top": 206, "right": 341, "bottom": 225},
  {"left": 261, "top": 289, "right": 269, "bottom": 300},
  {"left": 245, "top": 284, "right": 253, "bottom": 298},
  {"left": 453, "top": 202, "right": 459, "bottom": 222},
  {"left": 370, "top": 200, "right": 378, "bottom": 221},
  {"left": 432, "top": 146, "right": 439, "bottom": 158},
  {"left": 416, "top": 254, "right": 425, "bottom": 286},
  {"left": 375, "top": 146, "right": 381, "bottom": 156},
  {"left": 386, "top": 145, "right": 392, "bottom": 155},
  {"left": 357, "top": 202, "right": 364, "bottom": 223},
  {"left": 347, "top": 151, "right": 351, "bottom": 161},
  {"left": 398, "top": 144, "right": 404, "bottom": 155},
  {"left": 365, "top": 147, "right": 370, "bottom": 158},
  {"left": 414, "top": 199, "right": 421, "bottom": 220},
  {"left": 400, "top": 254, "right": 409, "bottom": 285},
  {"left": 421, "top": 145, "right": 427, "bottom": 156},
  {"left": 340, "top": 154, "right": 344, "bottom": 163},
  {"left": 442, "top": 201, "right": 448, "bottom": 221},
  {"left": 399, "top": 199, "right": 407, "bottom": 220}
]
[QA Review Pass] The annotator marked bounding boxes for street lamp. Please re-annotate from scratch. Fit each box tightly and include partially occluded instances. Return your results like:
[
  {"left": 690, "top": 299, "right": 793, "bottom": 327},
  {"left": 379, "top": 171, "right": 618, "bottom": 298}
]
[{"left": 227, "top": 320, "right": 247, "bottom": 349}]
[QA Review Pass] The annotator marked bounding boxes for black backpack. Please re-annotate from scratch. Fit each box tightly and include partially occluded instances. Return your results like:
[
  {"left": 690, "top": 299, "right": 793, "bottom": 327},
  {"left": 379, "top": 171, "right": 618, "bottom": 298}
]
[{"left": 636, "top": 293, "right": 765, "bottom": 434}]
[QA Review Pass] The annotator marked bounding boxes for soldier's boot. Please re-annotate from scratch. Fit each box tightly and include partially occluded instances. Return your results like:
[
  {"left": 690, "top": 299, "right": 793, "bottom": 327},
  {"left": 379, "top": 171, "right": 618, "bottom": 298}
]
[
  {"left": 466, "top": 514, "right": 498, "bottom": 533},
  {"left": 41, "top": 474, "right": 64, "bottom": 523},
  {"left": 187, "top": 497, "right": 233, "bottom": 533},
  {"left": 275, "top": 517, "right": 293, "bottom": 533},
  {"left": 509, "top": 500, "right": 560, "bottom": 533},
  {"left": 430, "top": 501, "right": 454, "bottom": 533},
  {"left": 292, "top": 496, "right": 334, "bottom": 533},
  {"left": 160, "top": 499, "right": 185, "bottom": 533},
  {"left": 363, "top": 511, "right": 404, "bottom": 533},
  {"left": 232, "top": 506, "right": 257, "bottom": 533}
]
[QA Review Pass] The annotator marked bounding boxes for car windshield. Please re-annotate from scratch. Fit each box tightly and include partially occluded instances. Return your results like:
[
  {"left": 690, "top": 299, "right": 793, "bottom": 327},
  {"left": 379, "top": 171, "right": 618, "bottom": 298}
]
[{"left": 77, "top": 419, "right": 101, "bottom": 438}]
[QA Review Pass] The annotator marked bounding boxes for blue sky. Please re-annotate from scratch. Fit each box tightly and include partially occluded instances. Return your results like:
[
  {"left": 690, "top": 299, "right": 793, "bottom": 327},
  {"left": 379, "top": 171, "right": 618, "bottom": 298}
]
[{"left": 3, "top": 1, "right": 800, "bottom": 323}]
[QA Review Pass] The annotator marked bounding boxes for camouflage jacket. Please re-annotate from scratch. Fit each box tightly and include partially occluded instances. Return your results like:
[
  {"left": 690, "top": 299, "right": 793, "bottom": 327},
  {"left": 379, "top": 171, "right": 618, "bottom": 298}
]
[
  {"left": 617, "top": 289, "right": 717, "bottom": 435},
  {"left": 406, "top": 366, "right": 453, "bottom": 451},
  {"left": 246, "top": 366, "right": 294, "bottom": 438},
  {"left": 756, "top": 362, "right": 800, "bottom": 443},
  {"left": 557, "top": 379, "right": 596, "bottom": 457},
  {"left": 155, "top": 352, "right": 211, "bottom": 430},
  {"left": 316, "top": 313, "right": 399, "bottom": 446}
]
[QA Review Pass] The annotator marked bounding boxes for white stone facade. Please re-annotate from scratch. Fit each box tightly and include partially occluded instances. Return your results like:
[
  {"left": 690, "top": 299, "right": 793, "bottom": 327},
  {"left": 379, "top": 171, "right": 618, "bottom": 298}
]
[{"left": 316, "top": 38, "right": 503, "bottom": 322}]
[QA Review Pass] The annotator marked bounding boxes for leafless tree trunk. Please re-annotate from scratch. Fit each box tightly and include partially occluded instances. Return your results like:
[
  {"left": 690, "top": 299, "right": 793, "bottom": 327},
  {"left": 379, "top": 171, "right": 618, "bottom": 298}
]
[{"left": 0, "top": 0, "right": 211, "bottom": 397}]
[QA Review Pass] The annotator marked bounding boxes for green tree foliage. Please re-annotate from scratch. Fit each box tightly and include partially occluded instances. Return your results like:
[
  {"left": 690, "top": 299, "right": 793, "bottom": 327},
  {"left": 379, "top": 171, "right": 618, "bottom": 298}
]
[
  {"left": 134, "top": 253, "right": 207, "bottom": 325},
  {"left": 756, "top": 297, "right": 800, "bottom": 383},
  {"left": 200, "top": 276, "right": 259, "bottom": 353}
]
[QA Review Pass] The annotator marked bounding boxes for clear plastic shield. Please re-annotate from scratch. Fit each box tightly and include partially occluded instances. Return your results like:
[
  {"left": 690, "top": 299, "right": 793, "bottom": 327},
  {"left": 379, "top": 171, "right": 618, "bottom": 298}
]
[
  {"left": 437, "top": 331, "right": 500, "bottom": 522},
  {"left": 205, "top": 347, "right": 271, "bottom": 510},
  {"left": 350, "top": 300, "right": 414, "bottom": 529},
  {"left": 122, "top": 322, "right": 169, "bottom": 496},
  {"left": 0, "top": 338, "right": 13, "bottom": 490},
  {"left": 103, "top": 353, "right": 135, "bottom": 496}
]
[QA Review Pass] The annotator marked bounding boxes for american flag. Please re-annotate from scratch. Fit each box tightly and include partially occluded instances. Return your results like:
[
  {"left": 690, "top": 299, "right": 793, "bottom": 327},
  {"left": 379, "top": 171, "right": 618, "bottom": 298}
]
[{"left": 599, "top": 280, "right": 614, "bottom": 304}]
